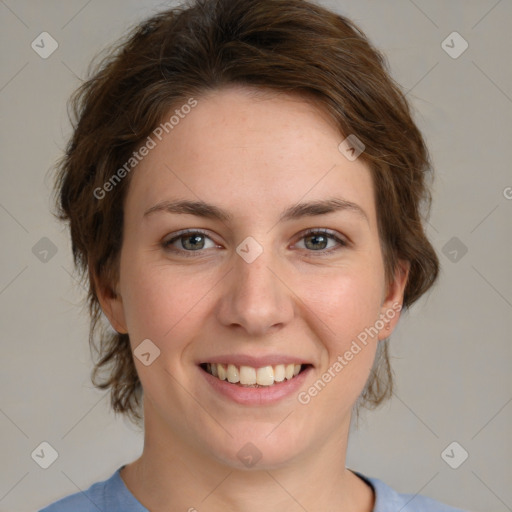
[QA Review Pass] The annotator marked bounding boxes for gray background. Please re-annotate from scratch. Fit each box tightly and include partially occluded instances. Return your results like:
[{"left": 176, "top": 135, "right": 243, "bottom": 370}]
[{"left": 0, "top": 1, "right": 510, "bottom": 511}]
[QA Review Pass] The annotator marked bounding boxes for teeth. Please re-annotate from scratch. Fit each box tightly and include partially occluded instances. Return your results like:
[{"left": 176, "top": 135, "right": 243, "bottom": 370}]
[
  {"left": 227, "top": 364, "right": 239, "bottom": 383},
  {"left": 205, "top": 363, "right": 303, "bottom": 386},
  {"left": 256, "top": 366, "right": 274, "bottom": 386},
  {"left": 273, "top": 364, "right": 285, "bottom": 382},
  {"left": 239, "top": 365, "right": 257, "bottom": 385},
  {"left": 217, "top": 363, "right": 227, "bottom": 381}
]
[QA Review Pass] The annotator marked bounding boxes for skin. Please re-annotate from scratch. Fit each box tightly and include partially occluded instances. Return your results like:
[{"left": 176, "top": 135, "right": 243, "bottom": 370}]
[{"left": 97, "top": 86, "right": 409, "bottom": 511}]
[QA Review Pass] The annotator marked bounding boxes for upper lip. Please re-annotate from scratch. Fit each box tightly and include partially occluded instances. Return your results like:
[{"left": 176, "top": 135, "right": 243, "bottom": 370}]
[{"left": 199, "top": 354, "right": 313, "bottom": 368}]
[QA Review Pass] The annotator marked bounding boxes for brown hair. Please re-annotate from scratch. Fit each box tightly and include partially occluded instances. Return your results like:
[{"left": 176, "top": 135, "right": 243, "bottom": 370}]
[{"left": 54, "top": 0, "right": 439, "bottom": 427}]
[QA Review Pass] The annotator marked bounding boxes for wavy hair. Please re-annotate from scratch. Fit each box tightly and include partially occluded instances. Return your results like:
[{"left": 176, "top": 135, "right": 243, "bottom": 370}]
[{"left": 53, "top": 0, "right": 439, "bottom": 427}]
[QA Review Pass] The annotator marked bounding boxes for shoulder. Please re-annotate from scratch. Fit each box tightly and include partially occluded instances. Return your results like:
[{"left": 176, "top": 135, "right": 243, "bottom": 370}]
[
  {"left": 38, "top": 466, "right": 146, "bottom": 512},
  {"left": 38, "top": 476, "right": 110, "bottom": 512},
  {"left": 353, "top": 471, "right": 469, "bottom": 512}
]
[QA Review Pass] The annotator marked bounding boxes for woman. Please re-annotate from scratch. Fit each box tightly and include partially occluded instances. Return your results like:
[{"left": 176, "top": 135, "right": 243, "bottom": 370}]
[{"left": 40, "top": 0, "right": 467, "bottom": 510}]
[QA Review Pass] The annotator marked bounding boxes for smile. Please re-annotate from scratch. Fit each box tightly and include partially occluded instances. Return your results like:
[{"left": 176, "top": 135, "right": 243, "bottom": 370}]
[{"left": 201, "top": 363, "right": 307, "bottom": 387}]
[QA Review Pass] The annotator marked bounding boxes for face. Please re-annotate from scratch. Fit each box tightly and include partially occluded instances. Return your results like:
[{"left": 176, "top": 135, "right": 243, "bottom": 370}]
[{"left": 100, "top": 86, "right": 408, "bottom": 469}]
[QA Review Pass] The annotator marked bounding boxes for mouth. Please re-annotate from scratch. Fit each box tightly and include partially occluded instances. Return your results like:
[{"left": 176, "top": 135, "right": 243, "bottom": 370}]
[{"left": 199, "top": 362, "right": 312, "bottom": 387}]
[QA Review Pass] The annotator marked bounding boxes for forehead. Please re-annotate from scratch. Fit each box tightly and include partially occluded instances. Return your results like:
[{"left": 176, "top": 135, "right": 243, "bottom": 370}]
[{"left": 125, "top": 86, "right": 377, "bottom": 226}]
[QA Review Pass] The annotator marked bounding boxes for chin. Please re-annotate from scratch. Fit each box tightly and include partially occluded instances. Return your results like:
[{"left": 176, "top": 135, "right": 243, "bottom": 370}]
[{"left": 202, "top": 427, "right": 302, "bottom": 471}]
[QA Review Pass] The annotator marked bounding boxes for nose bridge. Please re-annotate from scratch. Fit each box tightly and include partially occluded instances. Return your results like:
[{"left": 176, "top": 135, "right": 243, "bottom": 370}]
[{"left": 218, "top": 244, "right": 294, "bottom": 335}]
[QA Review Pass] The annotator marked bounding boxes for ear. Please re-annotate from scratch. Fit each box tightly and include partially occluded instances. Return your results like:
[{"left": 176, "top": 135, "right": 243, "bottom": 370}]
[
  {"left": 91, "top": 268, "right": 128, "bottom": 335},
  {"left": 377, "top": 259, "right": 410, "bottom": 341}
]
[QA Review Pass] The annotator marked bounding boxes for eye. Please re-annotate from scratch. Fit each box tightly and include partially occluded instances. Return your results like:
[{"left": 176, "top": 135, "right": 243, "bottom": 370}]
[
  {"left": 295, "top": 228, "right": 348, "bottom": 253},
  {"left": 162, "top": 228, "right": 348, "bottom": 257},
  {"left": 162, "top": 229, "right": 218, "bottom": 255}
]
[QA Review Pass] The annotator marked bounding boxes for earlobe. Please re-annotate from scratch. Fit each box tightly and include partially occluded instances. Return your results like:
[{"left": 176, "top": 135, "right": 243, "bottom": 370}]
[{"left": 92, "top": 271, "right": 128, "bottom": 334}]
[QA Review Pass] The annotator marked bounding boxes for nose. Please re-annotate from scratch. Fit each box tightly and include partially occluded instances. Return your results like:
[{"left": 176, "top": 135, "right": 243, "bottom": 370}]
[{"left": 215, "top": 246, "right": 295, "bottom": 337}]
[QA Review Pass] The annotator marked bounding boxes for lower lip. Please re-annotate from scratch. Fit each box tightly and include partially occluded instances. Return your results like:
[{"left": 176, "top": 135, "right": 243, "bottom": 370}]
[{"left": 199, "top": 365, "right": 312, "bottom": 406}]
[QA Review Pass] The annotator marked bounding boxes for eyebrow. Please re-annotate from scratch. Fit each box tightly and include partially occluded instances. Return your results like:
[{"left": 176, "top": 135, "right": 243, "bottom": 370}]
[{"left": 143, "top": 198, "right": 369, "bottom": 224}]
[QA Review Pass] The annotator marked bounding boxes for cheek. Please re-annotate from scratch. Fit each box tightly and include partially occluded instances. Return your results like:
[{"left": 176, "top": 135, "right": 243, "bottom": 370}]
[
  {"left": 120, "top": 258, "right": 205, "bottom": 344},
  {"left": 298, "top": 271, "right": 382, "bottom": 407},
  {"left": 299, "top": 265, "right": 384, "bottom": 343}
]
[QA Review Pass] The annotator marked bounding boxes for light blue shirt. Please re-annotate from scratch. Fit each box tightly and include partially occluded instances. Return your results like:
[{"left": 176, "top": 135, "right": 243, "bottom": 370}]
[{"left": 39, "top": 466, "right": 468, "bottom": 511}]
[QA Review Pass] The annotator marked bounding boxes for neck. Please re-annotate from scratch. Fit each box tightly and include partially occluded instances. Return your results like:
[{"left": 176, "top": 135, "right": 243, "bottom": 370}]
[{"left": 120, "top": 405, "right": 374, "bottom": 511}]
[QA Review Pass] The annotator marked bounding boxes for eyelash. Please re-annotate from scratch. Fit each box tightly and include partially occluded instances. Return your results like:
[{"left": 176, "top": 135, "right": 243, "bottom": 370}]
[{"left": 162, "top": 228, "right": 348, "bottom": 258}]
